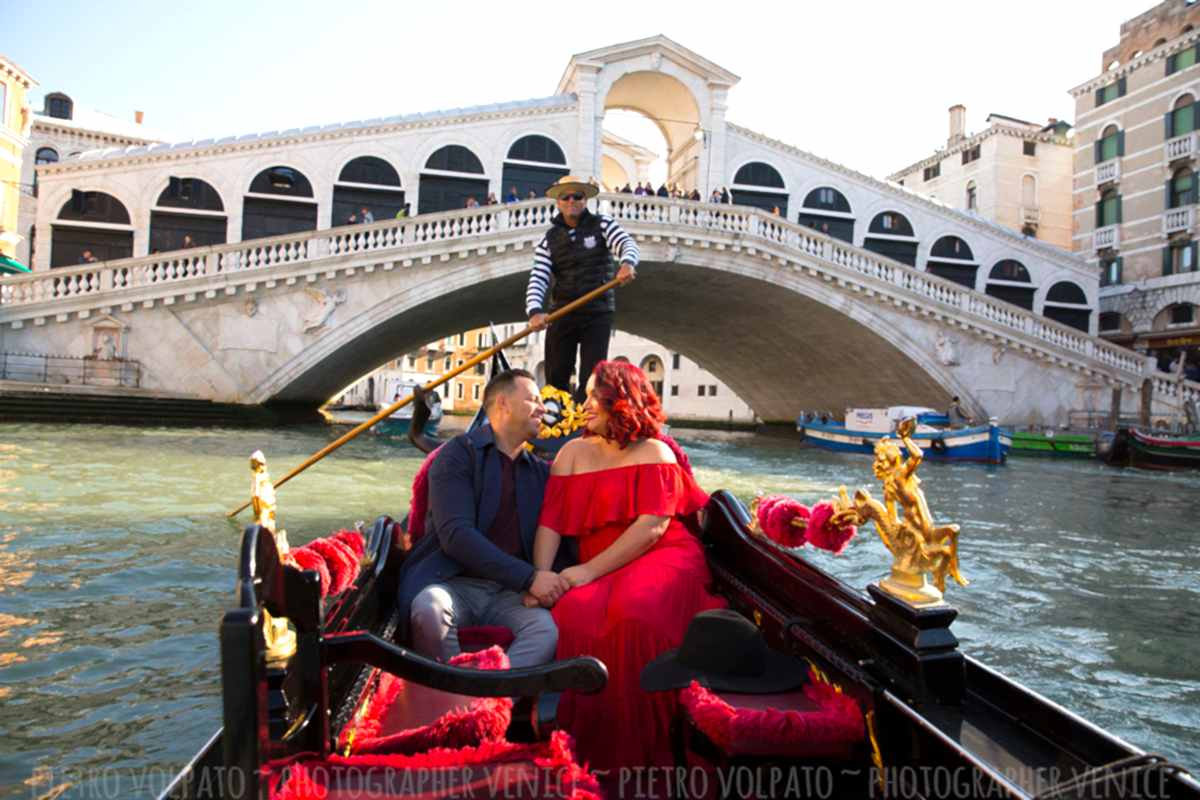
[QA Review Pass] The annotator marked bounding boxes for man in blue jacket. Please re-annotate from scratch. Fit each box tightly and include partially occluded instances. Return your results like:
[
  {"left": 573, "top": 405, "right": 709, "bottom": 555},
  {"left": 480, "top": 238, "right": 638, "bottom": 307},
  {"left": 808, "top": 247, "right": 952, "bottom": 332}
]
[{"left": 399, "top": 369, "right": 571, "bottom": 668}]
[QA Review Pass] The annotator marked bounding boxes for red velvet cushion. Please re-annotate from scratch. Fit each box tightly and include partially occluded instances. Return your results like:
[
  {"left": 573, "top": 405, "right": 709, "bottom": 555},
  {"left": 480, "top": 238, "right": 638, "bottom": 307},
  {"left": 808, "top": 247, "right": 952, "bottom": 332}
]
[{"left": 679, "top": 668, "right": 864, "bottom": 759}]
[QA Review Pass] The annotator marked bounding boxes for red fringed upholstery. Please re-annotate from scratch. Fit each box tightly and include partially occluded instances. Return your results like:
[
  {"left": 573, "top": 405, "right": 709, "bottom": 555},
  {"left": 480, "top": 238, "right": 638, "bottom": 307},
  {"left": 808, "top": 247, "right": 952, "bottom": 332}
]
[
  {"left": 406, "top": 445, "right": 444, "bottom": 544},
  {"left": 338, "top": 647, "right": 513, "bottom": 757},
  {"left": 678, "top": 669, "right": 864, "bottom": 759},
  {"left": 291, "top": 530, "right": 365, "bottom": 598},
  {"left": 270, "top": 730, "right": 601, "bottom": 800}
]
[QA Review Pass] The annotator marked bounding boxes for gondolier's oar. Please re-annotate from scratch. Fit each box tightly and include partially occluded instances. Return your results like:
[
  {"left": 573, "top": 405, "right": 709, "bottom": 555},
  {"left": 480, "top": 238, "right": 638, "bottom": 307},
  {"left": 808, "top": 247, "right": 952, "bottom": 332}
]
[{"left": 227, "top": 275, "right": 625, "bottom": 518}]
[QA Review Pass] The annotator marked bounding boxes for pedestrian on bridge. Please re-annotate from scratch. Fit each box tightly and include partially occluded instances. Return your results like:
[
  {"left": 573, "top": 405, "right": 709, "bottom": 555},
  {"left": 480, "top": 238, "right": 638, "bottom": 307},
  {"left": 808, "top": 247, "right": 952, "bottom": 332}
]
[{"left": 526, "top": 175, "right": 638, "bottom": 401}]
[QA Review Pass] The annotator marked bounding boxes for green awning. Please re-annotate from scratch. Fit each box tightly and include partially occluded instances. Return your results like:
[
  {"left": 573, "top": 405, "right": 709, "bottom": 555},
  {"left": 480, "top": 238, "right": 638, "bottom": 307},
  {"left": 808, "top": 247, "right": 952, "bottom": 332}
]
[{"left": 0, "top": 255, "right": 30, "bottom": 274}]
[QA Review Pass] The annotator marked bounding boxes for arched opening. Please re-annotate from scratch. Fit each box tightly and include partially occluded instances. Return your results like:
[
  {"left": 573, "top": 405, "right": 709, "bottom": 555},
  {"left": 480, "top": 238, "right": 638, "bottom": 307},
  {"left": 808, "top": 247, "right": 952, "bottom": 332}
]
[
  {"left": 926, "top": 236, "right": 978, "bottom": 289},
  {"left": 332, "top": 156, "right": 405, "bottom": 225},
  {"left": 1155, "top": 302, "right": 1197, "bottom": 330},
  {"left": 51, "top": 191, "right": 133, "bottom": 267},
  {"left": 863, "top": 211, "right": 917, "bottom": 266},
  {"left": 730, "top": 161, "right": 788, "bottom": 216},
  {"left": 1095, "top": 124, "right": 1122, "bottom": 163},
  {"left": 603, "top": 71, "right": 702, "bottom": 195},
  {"left": 797, "top": 186, "right": 853, "bottom": 242},
  {"left": 1168, "top": 94, "right": 1196, "bottom": 140},
  {"left": 32, "top": 147, "right": 58, "bottom": 196},
  {"left": 601, "top": 155, "right": 631, "bottom": 192},
  {"left": 502, "top": 135, "right": 568, "bottom": 201},
  {"left": 150, "top": 177, "right": 227, "bottom": 252},
  {"left": 419, "top": 145, "right": 488, "bottom": 214},
  {"left": 985, "top": 259, "right": 1035, "bottom": 310},
  {"left": 243, "top": 166, "right": 318, "bottom": 241},
  {"left": 602, "top": 112, "right": 669, "bottom": 195},
  {"left": 1043, "top": 281, "right": 1091, "bottom": 332},
  {"left": 639, "top": 354, "right": 665, "bottom": 398}
]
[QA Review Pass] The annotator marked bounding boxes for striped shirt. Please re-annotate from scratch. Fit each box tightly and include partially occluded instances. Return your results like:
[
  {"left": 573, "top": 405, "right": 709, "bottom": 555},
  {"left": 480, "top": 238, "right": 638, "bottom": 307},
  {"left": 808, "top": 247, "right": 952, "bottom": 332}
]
[{"left": 525, "top": 214, "right": 640, "bottom": 317}]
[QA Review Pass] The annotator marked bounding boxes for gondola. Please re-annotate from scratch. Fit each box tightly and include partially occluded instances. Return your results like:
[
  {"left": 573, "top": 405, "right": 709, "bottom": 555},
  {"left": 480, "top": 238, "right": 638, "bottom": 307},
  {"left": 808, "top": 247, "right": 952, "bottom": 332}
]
[
  {"left": 162, "top": 448, "right": 1199, "bottom": 798},
  {"left": 1103, "top": 426, "right": 1200, "bottom": 470}
]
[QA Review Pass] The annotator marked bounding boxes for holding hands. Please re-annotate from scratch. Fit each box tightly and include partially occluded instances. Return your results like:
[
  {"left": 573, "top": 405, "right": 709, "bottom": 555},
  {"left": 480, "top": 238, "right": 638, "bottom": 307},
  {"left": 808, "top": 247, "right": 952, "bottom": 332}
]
[{"left": 524, "top": 569, "right": 570, "bottom": 608}]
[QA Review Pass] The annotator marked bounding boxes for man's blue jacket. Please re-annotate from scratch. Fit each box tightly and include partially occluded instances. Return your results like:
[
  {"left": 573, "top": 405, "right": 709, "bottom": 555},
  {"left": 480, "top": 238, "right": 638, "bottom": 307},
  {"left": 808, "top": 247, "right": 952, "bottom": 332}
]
[{"left": 396, "top": 424, "right": 572, "bottom": 638}]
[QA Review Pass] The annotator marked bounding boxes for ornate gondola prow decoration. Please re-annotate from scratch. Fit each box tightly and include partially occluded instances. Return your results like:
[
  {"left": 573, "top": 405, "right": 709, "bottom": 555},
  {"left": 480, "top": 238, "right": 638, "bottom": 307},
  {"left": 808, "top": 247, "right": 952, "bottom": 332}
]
[
  {"left": 831, "top": 418, "right": 967, "bottom": 607},
  {"left": 250, "top": 450, "right": 298, "bottom": 664},
  {"left": 538, "top": 384, "right": 586, "bottom": 439}
]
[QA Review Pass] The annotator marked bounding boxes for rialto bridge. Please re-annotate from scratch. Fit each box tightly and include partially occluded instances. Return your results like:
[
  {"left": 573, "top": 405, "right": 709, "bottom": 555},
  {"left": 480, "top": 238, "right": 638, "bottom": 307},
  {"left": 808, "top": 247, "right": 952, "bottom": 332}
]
[{"left": 6, "top": 36, "right": 1197, "bottom": 423}]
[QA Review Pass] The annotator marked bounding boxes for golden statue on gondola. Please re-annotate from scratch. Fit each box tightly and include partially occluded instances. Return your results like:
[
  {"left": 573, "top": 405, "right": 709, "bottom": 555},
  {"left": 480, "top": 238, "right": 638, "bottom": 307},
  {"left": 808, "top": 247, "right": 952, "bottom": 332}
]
[
  {"left": 250, "top": 450, "right": 297, "bottom": 662},
  {"left": 832, "top": 418, "right": 967, "bottom": 606}
]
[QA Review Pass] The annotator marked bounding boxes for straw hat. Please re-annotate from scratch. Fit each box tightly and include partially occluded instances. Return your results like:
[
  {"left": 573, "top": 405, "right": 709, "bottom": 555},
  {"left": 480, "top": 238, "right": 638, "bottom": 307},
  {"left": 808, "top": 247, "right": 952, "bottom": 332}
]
[{"left": 545, "top": 175, "right": 600, "bottom": 200}]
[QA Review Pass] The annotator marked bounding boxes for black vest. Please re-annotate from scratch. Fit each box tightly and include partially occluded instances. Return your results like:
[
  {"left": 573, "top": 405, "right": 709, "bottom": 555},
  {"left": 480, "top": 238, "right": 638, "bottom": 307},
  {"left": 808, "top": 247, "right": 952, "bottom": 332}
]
[{"left": 545, "top": 211, "right": 615, "bottom": 314}]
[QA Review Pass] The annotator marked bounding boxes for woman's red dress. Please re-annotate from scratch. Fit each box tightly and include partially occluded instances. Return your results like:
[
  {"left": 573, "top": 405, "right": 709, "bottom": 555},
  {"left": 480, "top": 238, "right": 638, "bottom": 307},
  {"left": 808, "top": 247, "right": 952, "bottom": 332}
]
[{"left": 538, "top": 462, "right": 726, "bottom": 772}]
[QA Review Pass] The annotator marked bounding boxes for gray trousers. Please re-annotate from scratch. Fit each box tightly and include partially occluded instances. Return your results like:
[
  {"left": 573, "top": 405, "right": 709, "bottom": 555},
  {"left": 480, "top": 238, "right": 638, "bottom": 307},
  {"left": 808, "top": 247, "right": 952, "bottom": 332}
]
[{"left": 409, "top": 577, "right": 558, "bottom": 669}]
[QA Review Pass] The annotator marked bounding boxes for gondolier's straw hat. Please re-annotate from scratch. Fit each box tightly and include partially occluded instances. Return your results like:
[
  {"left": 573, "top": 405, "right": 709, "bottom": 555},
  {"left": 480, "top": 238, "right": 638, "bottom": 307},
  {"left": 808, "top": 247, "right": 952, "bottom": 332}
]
[{"left": 545, "top": 175, "right": 600, "bottom": 200}]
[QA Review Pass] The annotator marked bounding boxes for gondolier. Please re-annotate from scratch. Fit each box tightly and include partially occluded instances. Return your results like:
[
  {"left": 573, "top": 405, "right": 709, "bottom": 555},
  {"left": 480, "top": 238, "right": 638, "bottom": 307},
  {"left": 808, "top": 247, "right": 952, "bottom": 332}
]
[{"left": 526, "top": 176, "right": 638, "bottom": 399}]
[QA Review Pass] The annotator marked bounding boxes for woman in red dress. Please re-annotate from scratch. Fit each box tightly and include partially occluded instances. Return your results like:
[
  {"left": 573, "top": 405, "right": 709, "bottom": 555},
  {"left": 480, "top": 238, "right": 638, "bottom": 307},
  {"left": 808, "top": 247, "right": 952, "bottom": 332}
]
[{"left": 530, "top": 360, "right": 725, "bottom": 773}]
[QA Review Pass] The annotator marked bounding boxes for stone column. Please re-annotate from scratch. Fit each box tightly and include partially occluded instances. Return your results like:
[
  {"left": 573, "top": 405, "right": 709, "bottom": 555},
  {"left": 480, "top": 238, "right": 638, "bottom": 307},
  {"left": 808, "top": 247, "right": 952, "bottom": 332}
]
[
  {"left": 574, "top": 66, "right": 601, "bottom": 177},
  {"left": 704, "top": 85, "right": 731, "bottom": 199}
]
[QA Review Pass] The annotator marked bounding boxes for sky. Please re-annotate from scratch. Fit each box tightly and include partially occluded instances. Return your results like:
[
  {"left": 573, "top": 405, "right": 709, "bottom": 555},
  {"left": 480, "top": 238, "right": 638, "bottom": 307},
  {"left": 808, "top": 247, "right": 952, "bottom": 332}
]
[{"left": 3, "top": 0, "right": 1148, "bottom": 181}]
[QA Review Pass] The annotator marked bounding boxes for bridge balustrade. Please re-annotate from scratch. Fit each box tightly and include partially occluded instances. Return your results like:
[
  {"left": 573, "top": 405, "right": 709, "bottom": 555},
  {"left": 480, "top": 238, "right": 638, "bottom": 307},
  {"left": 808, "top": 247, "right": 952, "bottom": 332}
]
[{"left": 2, "top": 193, "right": 1193, "bottom": 407}]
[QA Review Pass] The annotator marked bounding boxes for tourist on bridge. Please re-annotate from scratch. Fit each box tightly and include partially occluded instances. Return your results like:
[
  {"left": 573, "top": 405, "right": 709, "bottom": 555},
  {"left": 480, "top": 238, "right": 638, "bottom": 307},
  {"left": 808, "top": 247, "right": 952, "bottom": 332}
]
[{"left": 526, "top": 175, "right": 638, "bottom": 400}]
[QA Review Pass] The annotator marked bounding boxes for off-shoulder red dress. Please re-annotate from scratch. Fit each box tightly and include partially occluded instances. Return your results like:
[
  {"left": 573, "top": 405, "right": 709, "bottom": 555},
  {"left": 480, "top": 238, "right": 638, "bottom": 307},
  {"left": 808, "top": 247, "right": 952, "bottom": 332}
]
[{"left": 538, "top": 462, "right": 726, "bottom": 772}]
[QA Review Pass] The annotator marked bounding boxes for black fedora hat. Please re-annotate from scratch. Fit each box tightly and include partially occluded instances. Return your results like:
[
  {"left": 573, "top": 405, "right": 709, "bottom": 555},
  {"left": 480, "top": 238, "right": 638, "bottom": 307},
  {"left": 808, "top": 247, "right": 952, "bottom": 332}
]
[{"left": 641, "top": 609, "right": 808, "bottom": 693}]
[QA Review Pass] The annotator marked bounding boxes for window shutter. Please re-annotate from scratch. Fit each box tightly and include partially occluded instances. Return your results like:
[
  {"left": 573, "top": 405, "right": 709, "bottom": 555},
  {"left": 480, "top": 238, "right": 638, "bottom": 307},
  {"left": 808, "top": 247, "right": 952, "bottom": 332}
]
[
  {"left": 1095, "top": 201, "right": 1103, "bottom": 229},
  {"left": 1094, "top": 139, "right": 1102, "bottom": 165},
  {"left": 1167, "top": 180, "right": 1175, "bottom": 209},
  {"left": 1168, "top": 53, "right": 1178, "bottom": 76},
  {"left": 1117, "top": 256, "right": 1124, "bottom": 283},
  {"left": 1192, "top": 242, "right": 1199, "bottom": 271},
  {"left": 1194, "top": 41, "right": 1200, "bottom": 63},
  {"left": 1193, "top": 102, "right": 1200, "bottom": 134},
  {"left": 1164, "top": 248, "right": 1174, "bottom": 276},
  {"left": 1116, "top": 194, "right": 1123, "bottom": 224},
  {"left": 1096, "top": 88, "right": 1105, "bottom": 107},
  {"left": 1166, "top": 111, "right": 1175, "bottom": 138},
  {"left": 1192, "top": 171, "right": 1199, "bottom": 203},
  {"left": 1118, "top": 77, "right": 1127, "bottom": 97},
  {"left": 1118, "top": 130, "right": 1125, "bottom": 156}
]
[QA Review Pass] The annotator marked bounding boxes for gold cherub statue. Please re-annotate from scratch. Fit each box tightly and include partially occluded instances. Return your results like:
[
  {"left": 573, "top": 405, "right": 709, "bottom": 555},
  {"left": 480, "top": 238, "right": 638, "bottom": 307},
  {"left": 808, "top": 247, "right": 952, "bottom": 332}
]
[
  {"left": 250, "top": 450, "right": 297, "bottom": 662},
  {"left": 831, "top": 418, "right": 967, "bottom": 606}
]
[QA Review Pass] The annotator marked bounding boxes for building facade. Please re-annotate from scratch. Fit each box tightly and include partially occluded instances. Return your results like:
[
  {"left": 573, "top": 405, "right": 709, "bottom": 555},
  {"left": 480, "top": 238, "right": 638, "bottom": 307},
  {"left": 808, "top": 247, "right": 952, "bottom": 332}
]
[
  {"left": 888, "top": 106, "right": 1074, "bottom": 251},
  {"left": 1071, "top": 0, "right": 1200, "bottom": 375},
  {"left": 0, "top": 56, "right": 36, "bottom": 263}
]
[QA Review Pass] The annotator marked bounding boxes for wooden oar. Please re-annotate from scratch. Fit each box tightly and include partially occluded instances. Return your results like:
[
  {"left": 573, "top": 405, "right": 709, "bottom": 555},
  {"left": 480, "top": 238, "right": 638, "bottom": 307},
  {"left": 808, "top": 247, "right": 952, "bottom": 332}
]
[{"left": 227, "top": 276, "right": 624, "bottom": 518}]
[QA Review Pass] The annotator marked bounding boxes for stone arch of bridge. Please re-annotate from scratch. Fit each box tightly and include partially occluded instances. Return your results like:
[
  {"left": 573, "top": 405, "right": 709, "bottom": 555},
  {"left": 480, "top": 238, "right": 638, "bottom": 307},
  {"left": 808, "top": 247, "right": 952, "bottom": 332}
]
[{"left": 254, "top": 250, "right": 968, "bottom": 421}]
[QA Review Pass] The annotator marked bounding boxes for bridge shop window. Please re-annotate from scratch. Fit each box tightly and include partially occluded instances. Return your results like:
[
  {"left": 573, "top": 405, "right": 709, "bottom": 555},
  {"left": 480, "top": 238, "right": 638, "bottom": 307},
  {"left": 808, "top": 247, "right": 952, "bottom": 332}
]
[
  {"left": 1042, "top": 281, "right": 1091, "bottom": 332},
  {"left": 796, "top": 186, "right": 853, "bottom": 243},
  {"left": 243, "top": 165, "right": 317, "bottom": 241},
  {"left": 985, "top": 259, "right": 1035, "bottom": 309},
  {"left": 43, "top": 92, "right": 73, "bottom": 120},
  {"left": 502, "top": 135, "right": 568, "bottom": 201},
  {"left": 51, "top": 191, "right": 133, "bottom": 267},
  {"left": 1094, "top": 125, "right": 1123, "bottom": 164},
  {"left": 926, "top": 236, "right": 978, "bottom": 289},
  {"left": 862, "top": 211, "right": 917, "bottom": 266},
  {"left": 730, "top": 161, "right": 788, "bottom": 216},
  {"left": 334, "top": 156, "right": 405, "bottom": 227},
  {"left": 1099, "top": 312, "right": 1124, "bottom": 333},
  {"left": 1166, "top": 94, "right": 1198, "bottom": 140},
  {"left": 1170, "top": 303, "right": 1196, "bottom": 326},
  {"left": 150, "top": 177, "right": 227, "bottom": 253},
  {"left": 419, "top": 145, "right": 488, "bottom": 215}
]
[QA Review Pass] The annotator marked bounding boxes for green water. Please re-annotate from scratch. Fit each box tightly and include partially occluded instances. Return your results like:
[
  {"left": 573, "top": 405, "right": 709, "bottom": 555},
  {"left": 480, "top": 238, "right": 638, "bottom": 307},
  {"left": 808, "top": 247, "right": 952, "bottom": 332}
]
[{"left": 0, "top": 422, "right": 1197, "bottom": 798}]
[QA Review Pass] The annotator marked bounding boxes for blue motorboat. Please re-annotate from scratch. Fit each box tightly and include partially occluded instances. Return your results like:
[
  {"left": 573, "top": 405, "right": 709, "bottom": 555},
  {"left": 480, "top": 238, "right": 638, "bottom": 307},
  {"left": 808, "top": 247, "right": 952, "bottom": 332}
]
[{"left": 796, "top": 407, "right": 1011, "bottom": 464}]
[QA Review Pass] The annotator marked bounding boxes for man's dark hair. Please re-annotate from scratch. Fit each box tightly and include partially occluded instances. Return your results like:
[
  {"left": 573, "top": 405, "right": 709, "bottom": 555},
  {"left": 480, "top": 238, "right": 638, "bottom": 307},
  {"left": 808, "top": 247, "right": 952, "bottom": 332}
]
[{"left": 483, "top": 368, "right": 537, "bottom": 412}]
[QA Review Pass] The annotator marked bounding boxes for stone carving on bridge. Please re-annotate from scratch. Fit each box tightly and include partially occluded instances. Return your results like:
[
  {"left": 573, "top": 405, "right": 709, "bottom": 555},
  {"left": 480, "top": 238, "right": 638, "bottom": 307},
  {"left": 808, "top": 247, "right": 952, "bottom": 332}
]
[
  {"left": 992, "top": 344, "right": 1007, "bottom": 365},
  {"left": 935, "top": 330, "right": 960, "bottom": 366},
  {"left": 302, "top": 288, "right": 348, "bottom": 334},
  {"left": 244, "top": 299, "right": 259, "bottom": 318}
]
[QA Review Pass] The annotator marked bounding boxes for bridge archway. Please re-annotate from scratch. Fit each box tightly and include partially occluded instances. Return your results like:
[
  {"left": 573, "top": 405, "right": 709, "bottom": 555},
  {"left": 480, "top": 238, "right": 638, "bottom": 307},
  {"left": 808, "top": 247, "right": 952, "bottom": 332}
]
[
  {"left": 51, "top": 190, "right": 133, "bottom": 267},
  {"left": 602, "top": 70, "right": 701, "bottom": 192},
  {"left": 258, "top": 250, "right": 965, "bottom": 421},
  {"left": 150, "top": 177, "right": 227, "bottom": 252}
]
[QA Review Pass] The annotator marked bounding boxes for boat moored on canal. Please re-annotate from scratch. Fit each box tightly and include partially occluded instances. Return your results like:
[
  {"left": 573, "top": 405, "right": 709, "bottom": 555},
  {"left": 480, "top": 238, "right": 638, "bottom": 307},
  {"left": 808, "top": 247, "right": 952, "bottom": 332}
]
[
  {"left": 1103, "top": 426, "right": 1200, "bottom": 470},
  {"left": 797, "top": 407, "right": 1011, "bottom": 464}
]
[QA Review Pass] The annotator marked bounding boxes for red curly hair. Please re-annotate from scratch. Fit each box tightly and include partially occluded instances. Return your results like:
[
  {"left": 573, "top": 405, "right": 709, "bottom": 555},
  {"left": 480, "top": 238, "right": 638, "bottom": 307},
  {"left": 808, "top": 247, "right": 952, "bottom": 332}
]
[{"left": 586, "top": 360, "right": 667, "bottom": 448}]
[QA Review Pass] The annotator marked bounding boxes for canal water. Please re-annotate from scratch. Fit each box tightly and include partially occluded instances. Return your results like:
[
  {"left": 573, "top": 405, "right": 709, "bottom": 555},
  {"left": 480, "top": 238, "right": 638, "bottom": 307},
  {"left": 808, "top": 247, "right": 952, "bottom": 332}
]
[{"left": 0, "top": 421, "right": 1197, "bottom": 798}]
